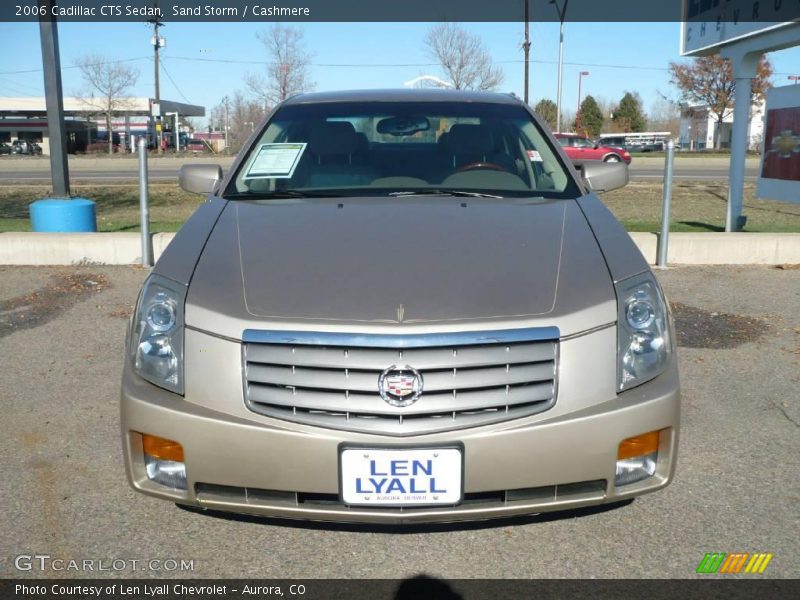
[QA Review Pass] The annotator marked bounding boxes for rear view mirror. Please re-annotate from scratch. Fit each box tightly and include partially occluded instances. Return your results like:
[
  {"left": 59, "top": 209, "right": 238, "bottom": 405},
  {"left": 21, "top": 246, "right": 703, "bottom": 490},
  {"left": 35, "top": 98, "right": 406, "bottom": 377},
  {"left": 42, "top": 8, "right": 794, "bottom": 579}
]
[
  {"left": 377, "top": 116, "right": 430, "bottom": 136},
  {"left": 179, "top": 164, "right": 224, "bottom": 195},
  {"left": 580, "top": 161, "right": 629, "bottom": 193}
]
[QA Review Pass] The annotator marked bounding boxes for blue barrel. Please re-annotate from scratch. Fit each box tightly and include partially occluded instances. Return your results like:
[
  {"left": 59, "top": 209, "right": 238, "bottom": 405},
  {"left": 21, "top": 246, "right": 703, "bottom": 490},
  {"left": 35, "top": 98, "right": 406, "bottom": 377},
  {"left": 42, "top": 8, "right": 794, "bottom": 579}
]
[{"left": 30, "top": 198, "right": 97, "bottom": 232}]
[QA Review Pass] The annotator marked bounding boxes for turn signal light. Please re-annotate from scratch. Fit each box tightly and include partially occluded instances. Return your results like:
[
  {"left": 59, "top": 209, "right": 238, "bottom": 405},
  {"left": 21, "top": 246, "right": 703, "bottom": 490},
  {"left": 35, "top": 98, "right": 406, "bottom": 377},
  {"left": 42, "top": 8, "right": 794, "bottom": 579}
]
[
  {"left": 618, "top": 430, "right": 661, "bottom": 460},
  {"left": 142, "top": 434, "right": 184, "bottom": 462}
]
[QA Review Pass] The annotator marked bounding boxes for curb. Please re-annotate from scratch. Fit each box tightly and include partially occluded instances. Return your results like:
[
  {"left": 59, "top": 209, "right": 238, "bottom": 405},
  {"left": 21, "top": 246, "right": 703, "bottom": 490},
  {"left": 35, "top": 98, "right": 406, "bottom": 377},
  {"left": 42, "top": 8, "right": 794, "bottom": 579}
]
[{"left": 0, "top": 231, "right": 799, "bottom": 266}]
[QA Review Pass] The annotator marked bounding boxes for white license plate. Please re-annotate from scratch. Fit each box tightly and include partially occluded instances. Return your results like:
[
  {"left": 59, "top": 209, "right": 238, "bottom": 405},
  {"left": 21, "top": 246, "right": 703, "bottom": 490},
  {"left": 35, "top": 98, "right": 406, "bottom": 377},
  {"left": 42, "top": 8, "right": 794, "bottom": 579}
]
[{"left": 340, "top": 447, "right": 463, "bottom": 507}]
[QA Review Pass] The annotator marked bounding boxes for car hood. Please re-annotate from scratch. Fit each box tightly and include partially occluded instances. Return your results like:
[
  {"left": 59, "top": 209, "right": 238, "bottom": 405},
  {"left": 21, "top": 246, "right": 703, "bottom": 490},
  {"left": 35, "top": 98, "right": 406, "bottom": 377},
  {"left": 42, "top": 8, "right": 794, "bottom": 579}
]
[{"left": 185, "top": 196, "right": 617, "bottom": 338}]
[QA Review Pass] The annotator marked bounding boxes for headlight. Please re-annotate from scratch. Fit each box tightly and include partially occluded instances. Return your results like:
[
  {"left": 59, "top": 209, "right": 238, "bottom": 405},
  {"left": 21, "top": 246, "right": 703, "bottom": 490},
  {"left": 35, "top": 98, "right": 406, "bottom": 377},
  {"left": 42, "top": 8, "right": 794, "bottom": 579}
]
[
  {"left": 131, "top": 274, "right": 186, "bottom": 395},
  {"left": 616, "top": 272, "right": 672, "bottom": 392}
]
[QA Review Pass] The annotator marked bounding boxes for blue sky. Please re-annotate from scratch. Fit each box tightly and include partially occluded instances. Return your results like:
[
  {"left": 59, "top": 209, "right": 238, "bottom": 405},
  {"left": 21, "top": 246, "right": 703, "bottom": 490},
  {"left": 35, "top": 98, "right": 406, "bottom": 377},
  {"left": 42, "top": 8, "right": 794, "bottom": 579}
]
[{"left": 2, "top": 21, "right": 799, "bottom": 125}]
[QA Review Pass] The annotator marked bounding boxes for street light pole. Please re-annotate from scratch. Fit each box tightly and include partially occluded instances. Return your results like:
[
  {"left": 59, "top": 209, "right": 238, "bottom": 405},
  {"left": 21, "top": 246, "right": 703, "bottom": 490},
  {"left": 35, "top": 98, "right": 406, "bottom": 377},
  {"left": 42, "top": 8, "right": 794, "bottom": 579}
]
[
  {"left": 223, "top": 96, "right": 229, "bottom": 152},
  {"left": 550, "top": 0, "right": 568, "bottom": 132},
  {"left": 576, "top": 70, "right": 589, "bottom": 133}
]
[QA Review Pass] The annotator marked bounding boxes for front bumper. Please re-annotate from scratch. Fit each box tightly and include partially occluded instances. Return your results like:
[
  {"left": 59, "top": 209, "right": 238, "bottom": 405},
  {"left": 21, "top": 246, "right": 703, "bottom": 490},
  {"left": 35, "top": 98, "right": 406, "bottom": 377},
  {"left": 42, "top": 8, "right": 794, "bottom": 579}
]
[{"left": 121, "top": 326, "right": 680, "bottom": 524}]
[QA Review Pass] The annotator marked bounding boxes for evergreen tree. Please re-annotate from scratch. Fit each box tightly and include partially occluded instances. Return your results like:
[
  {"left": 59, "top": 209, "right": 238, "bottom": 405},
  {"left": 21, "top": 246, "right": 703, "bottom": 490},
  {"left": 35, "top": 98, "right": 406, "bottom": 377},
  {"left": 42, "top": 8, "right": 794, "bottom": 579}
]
[
  {"left": 576, "top": 95, "right": 603, "bottom": 137},
  {"left": 613, "top": 92, "right": 647, "bottom": 132},
  {"left": 533, "top": 99, "right": 558, "bottom": 130}
]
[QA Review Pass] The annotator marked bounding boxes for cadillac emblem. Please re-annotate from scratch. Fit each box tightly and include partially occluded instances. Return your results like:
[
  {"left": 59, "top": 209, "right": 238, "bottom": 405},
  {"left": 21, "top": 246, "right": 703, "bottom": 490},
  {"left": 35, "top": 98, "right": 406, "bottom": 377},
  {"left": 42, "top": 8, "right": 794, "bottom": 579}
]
[{"left": 378, "top": 365, "right": 423, "bottom": 407}]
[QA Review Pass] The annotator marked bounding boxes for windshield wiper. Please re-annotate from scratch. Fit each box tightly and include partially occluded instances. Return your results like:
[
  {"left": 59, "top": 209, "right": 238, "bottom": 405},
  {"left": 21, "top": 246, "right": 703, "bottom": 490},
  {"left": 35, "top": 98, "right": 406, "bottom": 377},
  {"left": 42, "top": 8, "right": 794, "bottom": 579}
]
[
  {"left": 224, "top": 190, "right": 343, "bottom": 200},
  {"left": 388, "top": 189, "right": 504, "bottom": 199}
]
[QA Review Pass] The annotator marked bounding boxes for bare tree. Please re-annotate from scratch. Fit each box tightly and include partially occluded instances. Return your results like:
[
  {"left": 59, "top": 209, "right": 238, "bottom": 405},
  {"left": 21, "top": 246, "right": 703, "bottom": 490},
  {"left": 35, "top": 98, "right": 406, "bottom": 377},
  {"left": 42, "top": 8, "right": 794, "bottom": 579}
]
[
  {"left": 424, "top": 23, "right": 504, "bottom": 91},
  {"left": 669, "top": 55, "right": 772, "bottom": 149},
  {"left": 246, "top": 25, "right": 314, "bottom": 110},
  {"left": 647, "top": 94, "right": 681, "bottom": 136},
  {"left": 75, "top": 54, "right": 139, "bottom": 154},
  {"left": 212, "top": 92, "right": 267, "bottom": 153}
]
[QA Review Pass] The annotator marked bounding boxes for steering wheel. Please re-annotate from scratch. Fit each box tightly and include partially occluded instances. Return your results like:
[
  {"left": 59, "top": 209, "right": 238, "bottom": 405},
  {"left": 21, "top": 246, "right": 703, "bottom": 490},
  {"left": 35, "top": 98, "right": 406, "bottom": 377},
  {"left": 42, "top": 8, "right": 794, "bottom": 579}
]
[{"left": 455, "top": 161, "right": 512, "bottom": 173}]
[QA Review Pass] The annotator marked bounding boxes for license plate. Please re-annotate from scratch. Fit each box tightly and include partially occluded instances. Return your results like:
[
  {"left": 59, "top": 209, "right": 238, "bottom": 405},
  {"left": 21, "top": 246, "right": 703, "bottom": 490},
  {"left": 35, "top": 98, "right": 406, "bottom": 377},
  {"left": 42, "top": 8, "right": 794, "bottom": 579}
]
[{"left": 339, "top": 446, "right": 463, "bottom": 507}]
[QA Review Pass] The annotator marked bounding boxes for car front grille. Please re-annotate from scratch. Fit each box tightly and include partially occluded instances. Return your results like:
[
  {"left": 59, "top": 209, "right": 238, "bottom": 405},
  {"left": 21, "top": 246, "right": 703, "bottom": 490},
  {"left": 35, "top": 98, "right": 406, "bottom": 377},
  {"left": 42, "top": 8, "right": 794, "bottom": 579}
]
[{"left": 242, "top": 327, "right": 559, "bottom": 436}]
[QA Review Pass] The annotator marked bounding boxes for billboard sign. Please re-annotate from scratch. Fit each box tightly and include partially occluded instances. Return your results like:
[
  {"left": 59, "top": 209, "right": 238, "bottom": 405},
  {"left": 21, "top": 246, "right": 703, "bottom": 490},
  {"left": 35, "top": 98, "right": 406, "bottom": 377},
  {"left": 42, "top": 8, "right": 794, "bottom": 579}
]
[{"left": 757, "top": 85, "right": 800, "bottom": 204}]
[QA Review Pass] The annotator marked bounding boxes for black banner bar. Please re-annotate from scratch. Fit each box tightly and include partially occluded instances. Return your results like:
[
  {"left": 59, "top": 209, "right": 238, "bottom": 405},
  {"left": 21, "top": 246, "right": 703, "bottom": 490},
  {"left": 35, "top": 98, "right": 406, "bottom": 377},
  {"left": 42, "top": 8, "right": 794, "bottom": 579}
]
[
  {"left": 5, "top": 0, "right": 800, "bottom": 23},
  {"left": 2, "top": 579, "right": 800, "bottom": 600}
]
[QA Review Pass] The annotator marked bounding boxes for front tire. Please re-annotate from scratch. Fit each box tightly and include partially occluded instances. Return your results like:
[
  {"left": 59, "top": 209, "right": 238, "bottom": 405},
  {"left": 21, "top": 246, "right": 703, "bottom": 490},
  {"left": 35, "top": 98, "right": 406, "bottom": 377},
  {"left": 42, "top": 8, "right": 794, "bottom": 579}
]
[{"left": 604, "top": 154, "right": 621, "bottom": 163}]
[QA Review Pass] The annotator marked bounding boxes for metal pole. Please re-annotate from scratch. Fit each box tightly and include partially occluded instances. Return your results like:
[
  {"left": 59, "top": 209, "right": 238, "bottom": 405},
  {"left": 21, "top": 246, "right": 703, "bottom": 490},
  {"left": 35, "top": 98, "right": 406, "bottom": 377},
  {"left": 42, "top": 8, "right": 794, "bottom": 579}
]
[
  {"left": 138, "top": 138, "right": 152, "bottom": 267},
  {"left": 224, "top": 97, "right": 229, "bottom": 151},
  {"left": 523, "top": 0, "right": 530, "bottom": 105},
  {"left": 576, "top": 73, "right": 583, "bottom": 132},
  {"left": 726, "top": 70, "right": 753, "bottom": 232},
  {"left": 38, "top": 0, "right": 70, "bottom": 197},
  {"left": 657, "top": 139, "right": 675, "bottom": 268},
  {"left": 556, "top": 21, "right": 564, "bottom": 131}
]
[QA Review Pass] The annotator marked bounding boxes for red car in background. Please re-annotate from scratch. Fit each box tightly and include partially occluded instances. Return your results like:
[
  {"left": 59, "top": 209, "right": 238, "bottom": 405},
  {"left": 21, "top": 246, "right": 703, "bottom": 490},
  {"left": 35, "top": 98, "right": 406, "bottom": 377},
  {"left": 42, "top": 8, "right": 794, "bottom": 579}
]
[{"left": 554, "top": 133, "right": 631, "bottom": 165}]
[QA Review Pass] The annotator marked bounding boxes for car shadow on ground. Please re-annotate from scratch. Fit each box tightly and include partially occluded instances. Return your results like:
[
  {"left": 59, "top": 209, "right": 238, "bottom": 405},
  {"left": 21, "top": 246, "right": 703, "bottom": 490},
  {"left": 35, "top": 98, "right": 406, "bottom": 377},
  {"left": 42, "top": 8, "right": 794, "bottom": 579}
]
[{"left": 175, "top": 499, "right": 634, "bottom": 533}]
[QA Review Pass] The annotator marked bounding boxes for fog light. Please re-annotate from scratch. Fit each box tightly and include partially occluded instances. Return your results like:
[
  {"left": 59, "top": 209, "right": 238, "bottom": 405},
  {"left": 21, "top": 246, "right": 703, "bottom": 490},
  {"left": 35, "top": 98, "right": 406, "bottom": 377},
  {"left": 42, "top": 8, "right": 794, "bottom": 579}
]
[
  {"left": 615, "top": 430, "right": 661, "bottom": 487},
  {"left": 142, "top": 434, "right": 186, "bottom": 490}
]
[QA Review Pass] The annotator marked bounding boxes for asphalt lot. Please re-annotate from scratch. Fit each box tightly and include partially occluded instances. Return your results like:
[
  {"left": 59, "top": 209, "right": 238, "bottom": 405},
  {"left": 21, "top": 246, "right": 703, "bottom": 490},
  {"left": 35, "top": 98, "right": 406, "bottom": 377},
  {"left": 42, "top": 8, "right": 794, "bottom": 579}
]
[
  {"left": 0, "top": 265, "right": 797, "bottom": 579},
  {"left": 0, "top": 155, "right": 759, "bottom": 182}
]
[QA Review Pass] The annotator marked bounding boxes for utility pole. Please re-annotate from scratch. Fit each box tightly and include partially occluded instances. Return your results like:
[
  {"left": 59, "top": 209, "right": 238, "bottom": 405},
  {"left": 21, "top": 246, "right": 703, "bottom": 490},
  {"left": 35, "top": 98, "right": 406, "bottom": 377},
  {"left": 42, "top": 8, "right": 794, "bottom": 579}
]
[
  {"left": 550, "top": 0, "right": 569, "bottom": 132},
  {"left": 38, "top": 0, "right": 70, "bottom": 197},
  {"left": 523, "top": 0, "right": 531, "bottom": 105},
  {"left": 148, "top": 1, "right": 164, "bottom": 153}
]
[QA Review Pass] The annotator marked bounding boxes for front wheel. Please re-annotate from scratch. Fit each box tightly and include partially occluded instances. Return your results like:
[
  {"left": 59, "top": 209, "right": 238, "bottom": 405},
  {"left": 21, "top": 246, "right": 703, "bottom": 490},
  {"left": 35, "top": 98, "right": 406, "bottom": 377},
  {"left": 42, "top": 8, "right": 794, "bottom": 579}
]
[{"left": 603, "top": 155, "right": 621, "bottom": 163}]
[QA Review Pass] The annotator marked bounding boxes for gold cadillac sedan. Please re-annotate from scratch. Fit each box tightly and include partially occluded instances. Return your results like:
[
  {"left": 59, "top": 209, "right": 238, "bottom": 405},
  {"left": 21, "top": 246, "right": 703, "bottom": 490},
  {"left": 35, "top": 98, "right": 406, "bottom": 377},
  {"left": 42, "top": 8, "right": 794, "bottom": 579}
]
[{"left": 121, "top": 89, "right": 680, "bottom": 524}]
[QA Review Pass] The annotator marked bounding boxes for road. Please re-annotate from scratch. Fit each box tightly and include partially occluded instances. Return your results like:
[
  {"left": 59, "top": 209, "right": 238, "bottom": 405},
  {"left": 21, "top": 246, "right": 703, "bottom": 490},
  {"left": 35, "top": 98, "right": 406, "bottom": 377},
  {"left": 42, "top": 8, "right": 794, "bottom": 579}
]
[
  {"left": 0, "top": 265, "right": 797, "bottom": 580},
  {"left": 0, "top": 156, "right": 760, "bottom": 183}
]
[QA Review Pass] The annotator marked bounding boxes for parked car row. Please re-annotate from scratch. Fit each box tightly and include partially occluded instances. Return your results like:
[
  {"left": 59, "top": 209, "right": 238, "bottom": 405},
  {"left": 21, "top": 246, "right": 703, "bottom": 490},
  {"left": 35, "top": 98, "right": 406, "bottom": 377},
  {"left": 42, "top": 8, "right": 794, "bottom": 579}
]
[{"left": 0, "top": 140, "right": 43, "bottom": 156}]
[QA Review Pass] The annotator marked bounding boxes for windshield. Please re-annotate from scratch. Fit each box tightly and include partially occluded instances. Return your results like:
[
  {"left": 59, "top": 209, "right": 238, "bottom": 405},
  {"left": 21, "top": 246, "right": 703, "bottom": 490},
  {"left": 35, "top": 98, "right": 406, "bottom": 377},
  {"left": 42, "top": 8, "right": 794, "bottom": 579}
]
[{"left": 226, "top": 100, "right": 577, "bottom": 199}]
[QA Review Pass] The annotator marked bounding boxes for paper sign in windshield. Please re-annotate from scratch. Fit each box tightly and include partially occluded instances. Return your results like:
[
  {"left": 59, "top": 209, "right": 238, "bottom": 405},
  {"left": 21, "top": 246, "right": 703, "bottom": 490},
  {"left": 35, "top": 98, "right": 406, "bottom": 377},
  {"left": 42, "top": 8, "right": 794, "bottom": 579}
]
[{"left": 245, "top": 143, "right": 306, "bottom": 179}]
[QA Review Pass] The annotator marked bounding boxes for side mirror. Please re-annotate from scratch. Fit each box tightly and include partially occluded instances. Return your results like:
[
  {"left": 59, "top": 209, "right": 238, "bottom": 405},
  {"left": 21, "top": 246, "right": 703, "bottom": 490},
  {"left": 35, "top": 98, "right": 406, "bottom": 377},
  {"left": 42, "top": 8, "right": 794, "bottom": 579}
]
[
  {"left": 580, "top": 161, "right": 629, "bottom": 193},
  {"left": 179, "top": 164, "right": 224, "bottom": 195}
]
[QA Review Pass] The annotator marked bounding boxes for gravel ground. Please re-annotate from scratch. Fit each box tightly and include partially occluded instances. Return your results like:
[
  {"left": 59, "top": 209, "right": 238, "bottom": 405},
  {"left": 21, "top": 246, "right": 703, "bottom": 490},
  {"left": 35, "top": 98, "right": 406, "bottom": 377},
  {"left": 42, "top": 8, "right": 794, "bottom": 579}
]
[{"left": 0, "top": 265, "right": 797, "bottom": 580}]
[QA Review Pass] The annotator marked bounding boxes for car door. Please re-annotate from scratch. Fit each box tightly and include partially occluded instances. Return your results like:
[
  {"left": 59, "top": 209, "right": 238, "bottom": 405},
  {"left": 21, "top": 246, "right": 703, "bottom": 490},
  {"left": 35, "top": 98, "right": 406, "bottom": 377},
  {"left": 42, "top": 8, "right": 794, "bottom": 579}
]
[
  {"left": 556, "top": 136, "right": 580, "bottom": 164},
  {"left": 565, "top": 137, "right": 594, "bottom": 165}
]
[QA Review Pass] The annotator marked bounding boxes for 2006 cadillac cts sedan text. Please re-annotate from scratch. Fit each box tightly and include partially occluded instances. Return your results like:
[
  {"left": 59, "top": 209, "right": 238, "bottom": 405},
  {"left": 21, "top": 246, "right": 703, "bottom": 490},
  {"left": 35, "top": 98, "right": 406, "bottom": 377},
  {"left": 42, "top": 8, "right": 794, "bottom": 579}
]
[{"left": 121, "top": 89, "right": 680, "bottom": 524}]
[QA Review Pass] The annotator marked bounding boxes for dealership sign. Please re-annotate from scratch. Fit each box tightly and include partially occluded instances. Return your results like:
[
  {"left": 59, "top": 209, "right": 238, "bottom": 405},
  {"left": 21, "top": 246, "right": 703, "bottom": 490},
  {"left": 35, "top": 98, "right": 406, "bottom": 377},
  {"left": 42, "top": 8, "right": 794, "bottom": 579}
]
[
  {"left": 681, "top": 0, "right": 795, "bottom": 56},
  {"left": 757, "top": 85, "right": 800, "bottom": 204}
]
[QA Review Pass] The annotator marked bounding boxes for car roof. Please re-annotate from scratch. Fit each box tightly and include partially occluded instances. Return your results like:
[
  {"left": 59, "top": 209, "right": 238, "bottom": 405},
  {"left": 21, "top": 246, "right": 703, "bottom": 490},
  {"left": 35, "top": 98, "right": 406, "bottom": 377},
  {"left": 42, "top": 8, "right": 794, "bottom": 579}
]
[{"left": 281, "top": 88, "right": 524, "bottom": 106}]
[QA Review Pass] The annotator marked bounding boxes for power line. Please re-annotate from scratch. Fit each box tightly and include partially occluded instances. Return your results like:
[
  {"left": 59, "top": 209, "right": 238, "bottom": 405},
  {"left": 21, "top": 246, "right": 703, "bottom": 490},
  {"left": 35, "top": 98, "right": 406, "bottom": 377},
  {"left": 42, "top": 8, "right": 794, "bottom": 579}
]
[
  {"left": 159, "top": 58, "right": 193, "bottom": 104},
  {"left": 0, "top": 56, "right": 151, "bottom": 76}
]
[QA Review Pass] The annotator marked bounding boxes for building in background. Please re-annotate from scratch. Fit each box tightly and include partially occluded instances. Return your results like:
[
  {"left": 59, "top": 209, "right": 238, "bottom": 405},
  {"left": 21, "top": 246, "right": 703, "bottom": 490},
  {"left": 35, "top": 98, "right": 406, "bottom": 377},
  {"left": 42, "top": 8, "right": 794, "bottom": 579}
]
[
  {"left": 678, "top": 100, "right": 765, "bottom": 151},
  {"left": 0, "top": 97, "right": 204, "bottom": 154}
]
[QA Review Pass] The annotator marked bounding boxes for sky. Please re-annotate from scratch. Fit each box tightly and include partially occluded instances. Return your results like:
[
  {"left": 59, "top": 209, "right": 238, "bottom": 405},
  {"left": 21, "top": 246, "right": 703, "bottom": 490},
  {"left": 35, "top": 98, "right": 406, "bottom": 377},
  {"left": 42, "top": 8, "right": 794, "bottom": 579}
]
[{"left": 2, "top": 21, "right": 800, "bottom": 127}]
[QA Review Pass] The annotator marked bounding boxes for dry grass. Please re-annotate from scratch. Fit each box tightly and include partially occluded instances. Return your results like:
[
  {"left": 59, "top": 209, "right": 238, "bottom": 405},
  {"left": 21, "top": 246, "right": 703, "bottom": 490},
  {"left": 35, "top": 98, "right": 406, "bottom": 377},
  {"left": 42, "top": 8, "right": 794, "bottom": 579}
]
[
  {"left": 1, "top": 180, "right": 799, "bottom": 233},
  {"left": 601, "top": 180, "right": 800, "bottom": 232},
  {"left": 0, "top": 184, "right": 203, "bottom": 232}
]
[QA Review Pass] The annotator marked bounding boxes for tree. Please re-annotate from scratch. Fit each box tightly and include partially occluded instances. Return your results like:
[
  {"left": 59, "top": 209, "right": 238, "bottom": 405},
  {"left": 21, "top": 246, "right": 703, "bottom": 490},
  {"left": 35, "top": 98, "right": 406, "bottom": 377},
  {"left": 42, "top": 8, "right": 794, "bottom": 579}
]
[
  {"left": 612, "top": 92, "right": 647, "bottom": 132},
  {"left": 575, "top": 95, "right": 604, "bottom": 137},
  {"left": 533, "top": 99, "right": 558, "bottom": 130},
  {"left": 75, "top": 54, "right": 139, "bottom": 154},
  {"left": 246, "top": 25, "right": 314, "bottom": 110},
  {"left": 669, "top": 55, "right": 772, "bottom": 149},
  {"left": 647, "top": 95, "right": 681, "bottom": 136},
  {"left": 212, "top": 92, "right": 267, "bottom": 153},
  {"left": 423, "top": 23, "right": 504, "bottom": 91}
]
